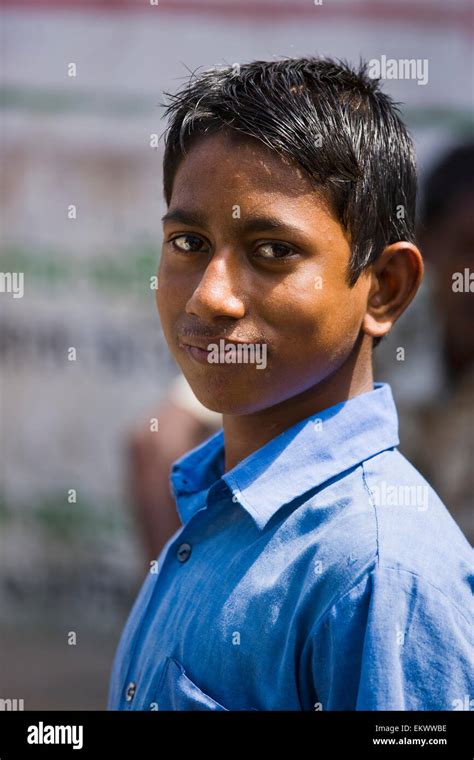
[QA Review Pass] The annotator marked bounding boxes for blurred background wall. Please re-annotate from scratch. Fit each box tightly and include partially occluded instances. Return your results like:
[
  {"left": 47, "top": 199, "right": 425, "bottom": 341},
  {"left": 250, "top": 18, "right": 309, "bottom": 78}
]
[{"left": 1, "top": 0, "right": 472, "bottom": 709}]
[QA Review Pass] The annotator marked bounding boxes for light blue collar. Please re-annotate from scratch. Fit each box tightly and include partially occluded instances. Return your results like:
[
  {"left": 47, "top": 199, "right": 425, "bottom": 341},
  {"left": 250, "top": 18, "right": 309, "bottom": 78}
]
[{"left": 170, "top": 382, "right": 399, "bottom": 530}]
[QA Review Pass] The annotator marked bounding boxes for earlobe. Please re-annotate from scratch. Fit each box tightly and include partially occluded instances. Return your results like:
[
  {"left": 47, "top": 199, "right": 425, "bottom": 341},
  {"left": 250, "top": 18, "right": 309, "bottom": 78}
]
[{"left": 363, "top": 242, "right": 424, "bottom": 339}]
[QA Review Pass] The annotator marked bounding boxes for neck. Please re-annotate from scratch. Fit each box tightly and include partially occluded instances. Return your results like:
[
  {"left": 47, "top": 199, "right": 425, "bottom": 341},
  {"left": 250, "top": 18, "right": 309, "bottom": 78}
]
[{"left": 222, "top": 340, "right": 374, "bottom": 473}]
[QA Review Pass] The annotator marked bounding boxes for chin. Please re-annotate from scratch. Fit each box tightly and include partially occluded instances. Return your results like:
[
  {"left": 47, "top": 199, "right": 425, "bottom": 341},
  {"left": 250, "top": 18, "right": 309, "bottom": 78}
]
[{"left": 181, "top": 372, "right": 265, "bottom": 416}]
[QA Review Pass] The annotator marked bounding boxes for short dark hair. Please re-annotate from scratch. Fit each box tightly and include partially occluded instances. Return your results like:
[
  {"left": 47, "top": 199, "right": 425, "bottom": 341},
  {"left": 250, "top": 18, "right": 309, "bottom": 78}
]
[{"left": 160, "top": 56, "right": 417, "bottom": 287}]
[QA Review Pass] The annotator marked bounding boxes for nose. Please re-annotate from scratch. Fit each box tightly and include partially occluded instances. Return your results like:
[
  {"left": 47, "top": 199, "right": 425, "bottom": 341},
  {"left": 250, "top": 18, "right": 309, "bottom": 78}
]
[{"left": 185, "top": 250, "right": 246, "bottom": 321}]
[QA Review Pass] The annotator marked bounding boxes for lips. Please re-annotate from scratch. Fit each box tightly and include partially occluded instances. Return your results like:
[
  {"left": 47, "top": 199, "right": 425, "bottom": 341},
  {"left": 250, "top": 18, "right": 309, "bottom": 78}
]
[
  {"left": 179, "top": 344, "right": 213, "bottom": 365},
  {"left": 177, "top": 334, "right": 265, "bottom": 367},
  {"left": 178, "top": 337, "right": 220, "bottom": 366},
  {"left": 178, "top": 335, "right": 254, "bottom": 351},
  {"left": 178, "top": 336, "right": 217, "bottom": 352}
]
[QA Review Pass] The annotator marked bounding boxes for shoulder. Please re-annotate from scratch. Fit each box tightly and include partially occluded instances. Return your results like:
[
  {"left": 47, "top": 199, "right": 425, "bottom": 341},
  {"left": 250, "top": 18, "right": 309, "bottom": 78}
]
[
  {"left": 299, "top": 448, "right": 473, "bottom": 627},
  {"left": 310, "top": 559, "right": 472, "bottom": 659},
  {"left": 361, "top": 448, "right": 473, "bottom": 615},
  {"left": 301, "top": 560, "right": 473, "bottom": 710}
]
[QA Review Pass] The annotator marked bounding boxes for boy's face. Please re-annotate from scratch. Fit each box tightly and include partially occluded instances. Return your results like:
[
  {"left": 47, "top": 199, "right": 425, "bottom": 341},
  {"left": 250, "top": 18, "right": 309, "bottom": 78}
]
[{"left": 157, "top": 132, "right": 372, "bottom": 415}]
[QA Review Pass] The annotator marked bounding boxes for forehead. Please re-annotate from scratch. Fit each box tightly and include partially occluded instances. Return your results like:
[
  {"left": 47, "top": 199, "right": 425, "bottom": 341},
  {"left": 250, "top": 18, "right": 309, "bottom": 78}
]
[{"left": 169, "top": 131, "right": 331, "bottom": 219}]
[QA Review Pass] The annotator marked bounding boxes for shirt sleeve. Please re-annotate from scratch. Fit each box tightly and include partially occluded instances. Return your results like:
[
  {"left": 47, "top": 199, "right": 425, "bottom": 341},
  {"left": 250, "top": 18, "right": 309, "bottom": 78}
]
[{"left": 307, "top": 564, "right": 473, "bottom": 710}]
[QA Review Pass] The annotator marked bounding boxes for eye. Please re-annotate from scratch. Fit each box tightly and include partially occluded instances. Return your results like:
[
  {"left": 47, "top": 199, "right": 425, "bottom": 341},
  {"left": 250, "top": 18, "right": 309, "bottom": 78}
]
[
  {"left": 168, "top": 234, "right": 208, "bottom": 254},
  {"left": 254, "top": 242, "right": 297, "bottom": 260}
]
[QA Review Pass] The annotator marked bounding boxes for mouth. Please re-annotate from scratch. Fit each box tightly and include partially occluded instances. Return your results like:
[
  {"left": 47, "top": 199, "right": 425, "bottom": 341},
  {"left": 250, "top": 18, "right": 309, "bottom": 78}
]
[
  {"left": 180, "top": 343, "right": 214, "bottom": 364},
  {"left": 178, "top": 335, "right": 220, "bottom": 366},
  {"left": 177, "top": 335, "right": 267, "bottom": 368}
]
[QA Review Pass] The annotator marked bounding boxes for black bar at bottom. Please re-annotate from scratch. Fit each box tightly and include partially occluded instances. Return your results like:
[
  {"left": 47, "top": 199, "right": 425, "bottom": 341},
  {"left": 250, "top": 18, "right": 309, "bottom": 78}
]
[{"left": 0, "top": 709, "right": 471, "bottom": 758}]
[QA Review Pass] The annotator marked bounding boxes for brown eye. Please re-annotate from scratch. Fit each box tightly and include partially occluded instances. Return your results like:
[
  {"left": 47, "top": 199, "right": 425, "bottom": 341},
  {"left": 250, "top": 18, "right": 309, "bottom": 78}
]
[
  {"left": 170, "top": 235, "right": 206, "bottom": 253},
  {"left": 255, "top": 242, "right": 296, "bottom": 260}
]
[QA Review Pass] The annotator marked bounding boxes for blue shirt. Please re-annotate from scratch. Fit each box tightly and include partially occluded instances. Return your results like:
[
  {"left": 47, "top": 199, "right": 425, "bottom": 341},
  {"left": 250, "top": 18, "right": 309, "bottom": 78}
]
[{"left": 108, "top": 382, "right": 473, "bottom": 711}]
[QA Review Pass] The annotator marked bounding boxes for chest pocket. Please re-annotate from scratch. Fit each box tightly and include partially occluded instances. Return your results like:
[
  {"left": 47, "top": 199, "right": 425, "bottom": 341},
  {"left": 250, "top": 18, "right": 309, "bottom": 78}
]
[{"left": 153, "top": 656, "right": 229, "bottom": 711}]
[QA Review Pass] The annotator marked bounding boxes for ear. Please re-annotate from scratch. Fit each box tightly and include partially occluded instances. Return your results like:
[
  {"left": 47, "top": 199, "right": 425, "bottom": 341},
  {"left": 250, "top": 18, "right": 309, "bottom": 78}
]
[{"left": 363, "top": 242, "right": 424, "bottom": 339}]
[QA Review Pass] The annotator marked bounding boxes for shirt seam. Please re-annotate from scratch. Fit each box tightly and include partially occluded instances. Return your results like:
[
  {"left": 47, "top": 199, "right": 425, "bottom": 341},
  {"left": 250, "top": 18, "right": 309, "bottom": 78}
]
[
  {"left": 310, "top": 559, "right": 472, "bottom": 639},
  {"left": 376, "top": 563, "right": 473, "bottom": 629},
  {"left": 361, "top": 461, "right": 381, "bottom": 571}
]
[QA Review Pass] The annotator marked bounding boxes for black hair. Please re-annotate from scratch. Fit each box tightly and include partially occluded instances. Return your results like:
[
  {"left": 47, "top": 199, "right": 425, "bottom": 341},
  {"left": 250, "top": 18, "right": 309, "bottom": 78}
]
[
  {"left": 160, "top": 56, "right": 417, "bottom": 288},
  {"left": 419, "top": 142, "right": 474, "bottom": 231}
]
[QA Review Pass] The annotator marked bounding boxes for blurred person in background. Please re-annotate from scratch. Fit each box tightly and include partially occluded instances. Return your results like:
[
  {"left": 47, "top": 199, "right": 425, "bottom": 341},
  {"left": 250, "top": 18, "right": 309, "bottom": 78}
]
[
  {"left": 401, "top": 143, "right": 474, "bottom": 544},
  {"left": 127, "top": 374, "right": 221, "bottom": 568}
]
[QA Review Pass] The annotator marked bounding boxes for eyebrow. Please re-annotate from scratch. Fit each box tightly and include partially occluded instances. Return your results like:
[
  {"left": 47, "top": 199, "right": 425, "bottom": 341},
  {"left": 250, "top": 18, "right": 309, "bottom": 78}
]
[{"left": 161, "top": 209, "right": 307, "bottom": 238}]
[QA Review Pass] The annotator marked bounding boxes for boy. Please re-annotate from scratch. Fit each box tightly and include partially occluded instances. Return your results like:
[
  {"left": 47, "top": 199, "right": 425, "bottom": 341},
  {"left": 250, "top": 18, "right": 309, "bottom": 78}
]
[{"left": 108, "top": 57, "right": 473, "bottom": 710}]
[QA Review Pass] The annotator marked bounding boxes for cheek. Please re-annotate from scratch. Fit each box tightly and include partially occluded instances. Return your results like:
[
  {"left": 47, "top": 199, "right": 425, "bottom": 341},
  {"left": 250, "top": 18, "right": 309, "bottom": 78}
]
[
  {"left": 263, "top": 275, "right": 366, "bottom": 370},
  {"left": 156, "top": 260, "right": 185, "bottom": 320}
]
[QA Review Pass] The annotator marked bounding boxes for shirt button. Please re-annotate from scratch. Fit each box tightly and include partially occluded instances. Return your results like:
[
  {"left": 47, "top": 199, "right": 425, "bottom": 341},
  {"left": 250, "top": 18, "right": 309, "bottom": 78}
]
[
  {"left": 176, "top": 542, "right": 192, "bottom": 562},
  {"left": 125, "top": 681, "right": 136, "bottom": 702}
]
